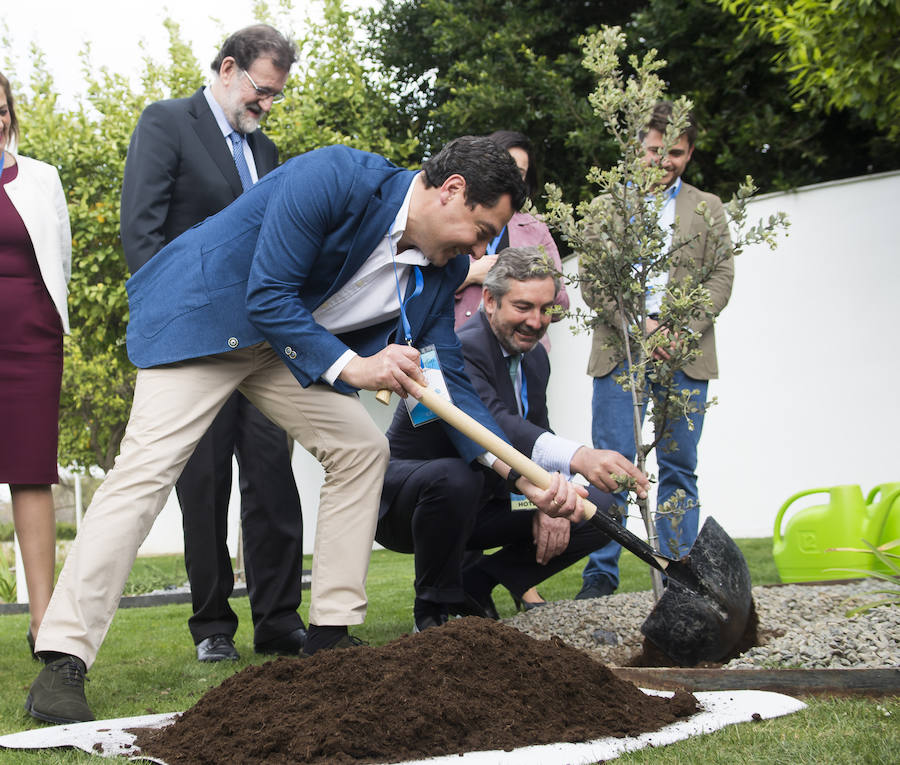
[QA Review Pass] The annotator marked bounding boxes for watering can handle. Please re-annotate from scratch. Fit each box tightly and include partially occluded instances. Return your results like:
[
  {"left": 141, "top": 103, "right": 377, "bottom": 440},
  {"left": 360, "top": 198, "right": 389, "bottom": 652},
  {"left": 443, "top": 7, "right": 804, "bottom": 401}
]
[
  {"left": 773, "top": 488, "right": 829, "bottom": 544},
  {"left": 866, "top": 485, "right": 885, "bottom": 504},
  {"left": 864, "top": 484, "right": 900, "bottom": 505},
  {"left": 872, "top": 487, "right": 900, "bottom": 542}
]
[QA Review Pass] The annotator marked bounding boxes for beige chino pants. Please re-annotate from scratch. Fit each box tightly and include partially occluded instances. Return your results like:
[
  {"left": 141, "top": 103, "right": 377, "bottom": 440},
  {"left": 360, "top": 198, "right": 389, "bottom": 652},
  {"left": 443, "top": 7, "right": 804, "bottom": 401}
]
[{"left": 35, "top": 343, "right": 388, "bottom": 667}]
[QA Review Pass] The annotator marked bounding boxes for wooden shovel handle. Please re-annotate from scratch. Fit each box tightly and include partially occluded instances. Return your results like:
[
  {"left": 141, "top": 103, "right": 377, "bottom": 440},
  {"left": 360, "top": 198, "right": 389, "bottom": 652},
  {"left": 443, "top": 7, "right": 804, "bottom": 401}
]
[{"left": 376, "top": 384, "right": 598, "bottom": 518}]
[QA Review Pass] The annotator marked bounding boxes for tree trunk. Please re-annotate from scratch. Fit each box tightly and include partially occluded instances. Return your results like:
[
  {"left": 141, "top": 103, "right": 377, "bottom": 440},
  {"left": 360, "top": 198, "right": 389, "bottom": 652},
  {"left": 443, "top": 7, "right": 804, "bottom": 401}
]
[{"left": 619, "top": 310, "right": 665, "bottom": 600}]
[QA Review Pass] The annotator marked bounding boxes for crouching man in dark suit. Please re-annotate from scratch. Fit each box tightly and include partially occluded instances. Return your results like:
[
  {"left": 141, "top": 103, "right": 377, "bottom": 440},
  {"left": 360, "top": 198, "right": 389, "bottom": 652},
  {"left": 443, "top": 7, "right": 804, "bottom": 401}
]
[{"left": 377, "top": 247, "right": 650, "bottom": 632}]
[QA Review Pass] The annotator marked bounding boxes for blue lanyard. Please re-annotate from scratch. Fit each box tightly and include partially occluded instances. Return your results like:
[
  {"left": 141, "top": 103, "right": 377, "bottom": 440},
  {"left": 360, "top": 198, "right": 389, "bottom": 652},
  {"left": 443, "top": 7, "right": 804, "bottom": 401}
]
[
  {"left": 388, "top": 225, "right": 424, "bottom": 345},
  {"left": 519, "top": 363, "right": 529, "bottom": 419},
  {"left": 485, "top": 225, "right": 507, "bottom": 256},
  {"left": 665, "top": 177, "right": 682, "bottom": 203},
  {"left": 0, "top": 150, "right": 5, "bottom": 182}
]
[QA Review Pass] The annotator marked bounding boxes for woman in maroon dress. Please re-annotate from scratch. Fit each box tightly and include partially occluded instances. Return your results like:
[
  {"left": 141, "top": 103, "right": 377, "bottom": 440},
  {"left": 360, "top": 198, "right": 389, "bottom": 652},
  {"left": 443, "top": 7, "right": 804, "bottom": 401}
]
[{"left": 0, "top": 72, "right": 72, "bottom": 654}]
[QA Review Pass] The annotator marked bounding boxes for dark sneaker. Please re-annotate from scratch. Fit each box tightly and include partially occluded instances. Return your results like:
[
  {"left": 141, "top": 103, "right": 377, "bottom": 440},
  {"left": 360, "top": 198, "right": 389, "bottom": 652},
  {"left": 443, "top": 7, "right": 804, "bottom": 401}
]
[
  {"left": 25, "top": 656, "right": 94, "bottom": 724},
  {"left": 574, "top": 579, "right": 616, "bottom": 600},
  {"left": 301, "top": 634, "right": 367, "bottom": 658}
]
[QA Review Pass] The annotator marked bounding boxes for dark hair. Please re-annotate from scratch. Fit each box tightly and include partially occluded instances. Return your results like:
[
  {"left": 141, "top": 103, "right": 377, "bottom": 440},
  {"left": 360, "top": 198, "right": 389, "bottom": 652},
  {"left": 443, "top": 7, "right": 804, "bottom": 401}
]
[
  {"left": 0, "top": 71, "right": 19, "bottom": 149},
  {"left": 488, "top": 130, "right": 537, "bottom": 198},
  {"left": 483, "top": 246, "right": 560, "bottom": 302},
  {"left": 210, "top": 24, "right": 298, "bottom": 75},
  {"left": 641, "top": 100, "right": 698, "bottom": 147},
  {"left": 422, "top": 136, "right": 527, "bottom": 211}
]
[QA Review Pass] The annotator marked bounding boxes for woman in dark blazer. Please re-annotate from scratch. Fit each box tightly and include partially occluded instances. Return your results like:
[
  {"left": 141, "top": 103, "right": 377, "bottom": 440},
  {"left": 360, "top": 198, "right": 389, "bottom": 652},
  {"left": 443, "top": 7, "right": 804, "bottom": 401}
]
[{"left": 0, "top": 71, "right": 72, "bottom": 654}]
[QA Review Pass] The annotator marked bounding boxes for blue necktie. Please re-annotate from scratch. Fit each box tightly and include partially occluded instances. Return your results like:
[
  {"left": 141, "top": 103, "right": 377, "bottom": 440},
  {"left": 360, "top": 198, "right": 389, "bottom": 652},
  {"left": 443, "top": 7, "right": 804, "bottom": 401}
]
[{"left": 229, "top": 131, "right": 253, "bottom": 191}]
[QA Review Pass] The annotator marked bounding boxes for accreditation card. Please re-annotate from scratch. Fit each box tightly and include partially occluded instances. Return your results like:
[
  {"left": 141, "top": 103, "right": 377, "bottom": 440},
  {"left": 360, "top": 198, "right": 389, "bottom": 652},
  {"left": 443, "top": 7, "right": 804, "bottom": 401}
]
[{"left": 405, "top": 345, "right": 453, "bottom": 426}]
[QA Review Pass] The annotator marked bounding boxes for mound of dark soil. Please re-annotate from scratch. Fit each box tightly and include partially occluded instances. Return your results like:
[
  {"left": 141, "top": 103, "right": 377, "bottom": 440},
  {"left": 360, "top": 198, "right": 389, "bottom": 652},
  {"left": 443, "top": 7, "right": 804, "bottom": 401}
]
[{"left": 135, "top": 618, "right": 697, "bottom": 764}]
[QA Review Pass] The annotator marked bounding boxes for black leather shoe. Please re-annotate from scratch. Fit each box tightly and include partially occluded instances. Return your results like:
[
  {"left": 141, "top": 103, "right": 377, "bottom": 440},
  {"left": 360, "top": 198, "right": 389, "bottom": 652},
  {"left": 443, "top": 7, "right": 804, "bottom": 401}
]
[
  {"left": 255, "top": 626, "right": 309, "bottom": 656},
  {"left": 447, "top": 592, "right": 499, "bottom": 620},
  {"left": 413, "top": 612, "right": 448, "bottom": 633},
  {"left": 196, "top": 634, "right": 239, "bottom": 662},
  {"left": 575, "top": 579, "right": 616, "bottom": 600}
]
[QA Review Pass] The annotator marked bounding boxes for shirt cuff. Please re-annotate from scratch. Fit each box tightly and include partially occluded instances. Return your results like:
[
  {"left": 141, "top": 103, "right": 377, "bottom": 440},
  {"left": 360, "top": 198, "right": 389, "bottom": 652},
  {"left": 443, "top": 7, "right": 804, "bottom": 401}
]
[
  {"left": 532, "top": 432, "right": 580, "bottom": 478},
  {"left": 321, "top": 350, "right": 357, "bottom": 386},
  {"left": 476, "top": 452, "right": 497, "bottom": 469}
]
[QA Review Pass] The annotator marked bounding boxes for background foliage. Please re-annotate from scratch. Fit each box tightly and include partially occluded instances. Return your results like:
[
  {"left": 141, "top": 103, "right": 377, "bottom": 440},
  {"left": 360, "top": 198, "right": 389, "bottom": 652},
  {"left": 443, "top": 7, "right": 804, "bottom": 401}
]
[
  {"left": 719, "top": 0, "right": 900, "bottom": 140},
  {"left": 365, "top": 0, "right": 897, "bottom": 201}
]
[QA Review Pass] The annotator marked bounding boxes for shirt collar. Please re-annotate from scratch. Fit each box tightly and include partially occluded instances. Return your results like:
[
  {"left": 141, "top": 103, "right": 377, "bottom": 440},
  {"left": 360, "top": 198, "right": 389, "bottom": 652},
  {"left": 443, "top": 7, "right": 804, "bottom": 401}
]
[
  {"left": 203, "top": 85, "right": 238, "bottom": 139},
  {"left": 390, "top": 173, "right": 429, "bottom": 266},
  {"left": 665, "top": 176, "right": 683, "bottom": 201}
]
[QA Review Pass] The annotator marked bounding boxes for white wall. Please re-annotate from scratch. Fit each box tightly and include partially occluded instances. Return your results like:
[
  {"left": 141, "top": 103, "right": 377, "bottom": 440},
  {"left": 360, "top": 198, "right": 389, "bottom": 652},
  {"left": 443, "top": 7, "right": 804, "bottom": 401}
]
[{"left": 137, "top": 170, "right": 900, "bottom": 556}]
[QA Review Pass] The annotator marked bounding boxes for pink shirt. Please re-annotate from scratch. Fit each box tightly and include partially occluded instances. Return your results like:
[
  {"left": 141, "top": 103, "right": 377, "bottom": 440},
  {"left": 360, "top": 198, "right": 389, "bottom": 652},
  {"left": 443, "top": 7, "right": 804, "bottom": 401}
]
[{"left": 454, "top": 211, "right": 569, "bottom": 349}]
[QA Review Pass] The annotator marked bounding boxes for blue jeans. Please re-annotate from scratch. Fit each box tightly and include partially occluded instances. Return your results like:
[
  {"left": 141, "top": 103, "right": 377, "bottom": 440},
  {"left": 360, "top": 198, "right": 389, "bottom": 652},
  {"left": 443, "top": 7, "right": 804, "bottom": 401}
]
[{"left": 582, "top": 363, "right": 707, "bottom": 588}]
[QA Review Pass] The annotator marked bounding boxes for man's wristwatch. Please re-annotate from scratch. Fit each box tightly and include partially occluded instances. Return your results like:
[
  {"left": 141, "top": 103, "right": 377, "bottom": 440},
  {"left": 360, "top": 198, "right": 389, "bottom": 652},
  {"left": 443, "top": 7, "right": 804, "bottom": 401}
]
[{"left": 505, "top": 468, "right": 522, "bottom": 493}]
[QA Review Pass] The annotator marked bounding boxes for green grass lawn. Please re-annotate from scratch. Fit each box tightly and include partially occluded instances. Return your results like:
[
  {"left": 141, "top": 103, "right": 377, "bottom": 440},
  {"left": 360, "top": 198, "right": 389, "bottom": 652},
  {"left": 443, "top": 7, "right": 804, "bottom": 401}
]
[{"left": 1, "top": 540, "right": 897, "bottom": 763}]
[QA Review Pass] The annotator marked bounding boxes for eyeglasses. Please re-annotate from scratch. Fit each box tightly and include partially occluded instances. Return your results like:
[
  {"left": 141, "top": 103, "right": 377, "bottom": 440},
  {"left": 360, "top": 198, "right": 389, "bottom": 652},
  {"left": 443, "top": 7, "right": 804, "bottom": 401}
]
[{"left": 240, "top": 69, "right": 286, "bottom": 104}]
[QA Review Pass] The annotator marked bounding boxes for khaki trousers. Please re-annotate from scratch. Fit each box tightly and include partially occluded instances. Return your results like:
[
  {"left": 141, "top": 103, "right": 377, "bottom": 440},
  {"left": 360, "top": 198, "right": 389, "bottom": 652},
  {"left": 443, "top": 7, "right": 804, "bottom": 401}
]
[{"left": 35, "top": 343, "right": 388, "bottom": 667}]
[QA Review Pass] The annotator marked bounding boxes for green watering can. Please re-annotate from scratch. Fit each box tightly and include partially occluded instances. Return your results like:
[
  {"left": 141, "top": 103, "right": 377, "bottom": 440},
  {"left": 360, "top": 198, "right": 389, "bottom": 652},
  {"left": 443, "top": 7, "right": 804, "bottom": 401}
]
[
  {"left": 772, "top": 485, "right": 894, "bottom": 583},
  {"left": 865, "top": 483, "right": 900, "bottom": 575}
]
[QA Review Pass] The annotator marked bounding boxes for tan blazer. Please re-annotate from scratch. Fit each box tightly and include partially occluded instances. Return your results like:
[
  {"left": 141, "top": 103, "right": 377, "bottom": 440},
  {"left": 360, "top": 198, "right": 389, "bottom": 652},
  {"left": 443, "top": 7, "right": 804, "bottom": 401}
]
[
  {"left": 3, "top": 154, "right": 72, "bottom": 332},
  {"left": 582, "top": 182, "right": 733, "bottom": 380}
]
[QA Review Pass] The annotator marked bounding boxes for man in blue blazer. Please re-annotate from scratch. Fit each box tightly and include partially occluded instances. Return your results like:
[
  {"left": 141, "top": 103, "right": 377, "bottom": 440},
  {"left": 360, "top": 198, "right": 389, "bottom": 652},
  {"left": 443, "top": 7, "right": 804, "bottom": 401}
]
[
  {"left": 120, "top": 24, "right": 307, "bottom": 664},
  {"left": 378, "top": 247, "right": 649, "bottom": 632},
  {"left": 27, "top": 137, "right": 589, "bottom": 724}
]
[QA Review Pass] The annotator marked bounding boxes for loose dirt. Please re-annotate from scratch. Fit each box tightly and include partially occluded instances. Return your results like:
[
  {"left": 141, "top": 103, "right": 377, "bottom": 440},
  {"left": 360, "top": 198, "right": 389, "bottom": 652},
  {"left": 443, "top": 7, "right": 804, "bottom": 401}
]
[{"left": 135, "top": 618, "right": 697, "bottom": 764}]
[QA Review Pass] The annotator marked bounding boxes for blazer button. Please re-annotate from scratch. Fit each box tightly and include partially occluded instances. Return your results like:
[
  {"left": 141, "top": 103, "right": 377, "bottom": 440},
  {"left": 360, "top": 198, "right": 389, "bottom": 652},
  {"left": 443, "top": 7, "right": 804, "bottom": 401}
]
[
  {"left": 284, "top": 345, "right": 294, "bottom": 356},
  {"left": 227, "top": 337, "right": 239, "bottom": 348},
  {"left": 290, "top": 351, "right": 297, "bottom": 359}
]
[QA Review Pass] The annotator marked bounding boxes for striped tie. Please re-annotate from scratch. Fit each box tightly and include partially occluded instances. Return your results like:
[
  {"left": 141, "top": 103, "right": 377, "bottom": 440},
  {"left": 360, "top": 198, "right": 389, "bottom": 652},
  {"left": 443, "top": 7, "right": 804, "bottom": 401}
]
[{"left": 229, "top": 131, "right": 253, "bottom": 191}]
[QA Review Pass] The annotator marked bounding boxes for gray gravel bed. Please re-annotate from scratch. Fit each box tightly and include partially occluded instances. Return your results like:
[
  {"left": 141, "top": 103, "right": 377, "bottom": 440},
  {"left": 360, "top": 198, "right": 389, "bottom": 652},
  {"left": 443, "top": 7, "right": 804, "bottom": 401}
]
[{"left": 504, "top": 579, "right": 899, "bottom": 669}]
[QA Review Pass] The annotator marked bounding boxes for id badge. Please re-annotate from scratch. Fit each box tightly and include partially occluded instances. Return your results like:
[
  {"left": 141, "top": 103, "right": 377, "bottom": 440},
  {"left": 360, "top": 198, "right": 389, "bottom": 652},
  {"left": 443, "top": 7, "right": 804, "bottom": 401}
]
[
  {"left": 405, "top": 345, "right": 453, "bottom": 426},
  {"left": 509, "top": 493, "right": 537, "bottom": 512}
]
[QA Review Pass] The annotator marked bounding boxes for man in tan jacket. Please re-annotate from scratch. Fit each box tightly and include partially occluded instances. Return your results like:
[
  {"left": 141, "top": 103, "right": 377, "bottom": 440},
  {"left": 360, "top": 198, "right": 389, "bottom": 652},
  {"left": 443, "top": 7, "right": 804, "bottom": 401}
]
[{"left": 577, "top": 102, "right": 734, "bottom": 599}]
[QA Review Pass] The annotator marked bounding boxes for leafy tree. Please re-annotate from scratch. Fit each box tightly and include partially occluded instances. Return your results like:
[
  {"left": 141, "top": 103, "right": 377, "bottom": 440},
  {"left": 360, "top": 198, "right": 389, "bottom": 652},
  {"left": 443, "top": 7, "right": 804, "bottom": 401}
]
[
  {"left": 266, "top": 0, "right": 420, "bottom": 165},
  {"left": 628, "top": 0, "right": 897, "bottom": 198},
  {"left": 366, "top": 0, "right": 897, "bottom": 203},
  {"left": 365, "top": 0, "right": 643, "bottom": 199},
  {"left": 719, "top": 0, "right": 900, "bottom": 139},
  {"left": 543, "top": 28, "right": 788, "bottom": 592}
]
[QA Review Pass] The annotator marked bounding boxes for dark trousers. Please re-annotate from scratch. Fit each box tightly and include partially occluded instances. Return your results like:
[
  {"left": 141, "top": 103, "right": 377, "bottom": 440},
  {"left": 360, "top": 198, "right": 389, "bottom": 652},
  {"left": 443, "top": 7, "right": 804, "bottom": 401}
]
[
  {"left": 177, "top": 390, "right": 304, "bottom": 645},
  {"left": 376, "top": 457, "right": 613, "bottom": 603}
]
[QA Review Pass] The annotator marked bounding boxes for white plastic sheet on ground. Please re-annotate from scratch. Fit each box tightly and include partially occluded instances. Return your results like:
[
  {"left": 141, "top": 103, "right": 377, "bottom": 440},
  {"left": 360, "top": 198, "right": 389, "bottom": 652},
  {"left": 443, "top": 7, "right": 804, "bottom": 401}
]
[{"left": 0, "top": 689, "right": 806, "bottom": 763}]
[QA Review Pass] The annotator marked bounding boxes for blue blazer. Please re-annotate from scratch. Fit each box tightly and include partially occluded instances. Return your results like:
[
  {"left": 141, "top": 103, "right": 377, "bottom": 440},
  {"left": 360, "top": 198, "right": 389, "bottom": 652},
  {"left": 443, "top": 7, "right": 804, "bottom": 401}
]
[{"left": 125, "top": 144, "right": 505, "bottom": 463}]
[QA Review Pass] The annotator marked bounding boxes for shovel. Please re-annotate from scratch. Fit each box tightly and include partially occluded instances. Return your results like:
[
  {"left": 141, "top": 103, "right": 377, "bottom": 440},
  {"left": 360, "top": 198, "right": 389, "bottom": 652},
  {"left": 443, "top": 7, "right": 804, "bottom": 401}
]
[{"left": 377, "top": 383, "right": 753, "bottom": 665}]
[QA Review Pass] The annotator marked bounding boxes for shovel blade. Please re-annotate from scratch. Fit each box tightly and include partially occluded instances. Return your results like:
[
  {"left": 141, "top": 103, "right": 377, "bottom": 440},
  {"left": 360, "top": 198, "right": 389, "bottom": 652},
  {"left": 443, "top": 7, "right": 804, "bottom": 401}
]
[{"left": 640, "top": 516, "right": 753, "bottom": 666}]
